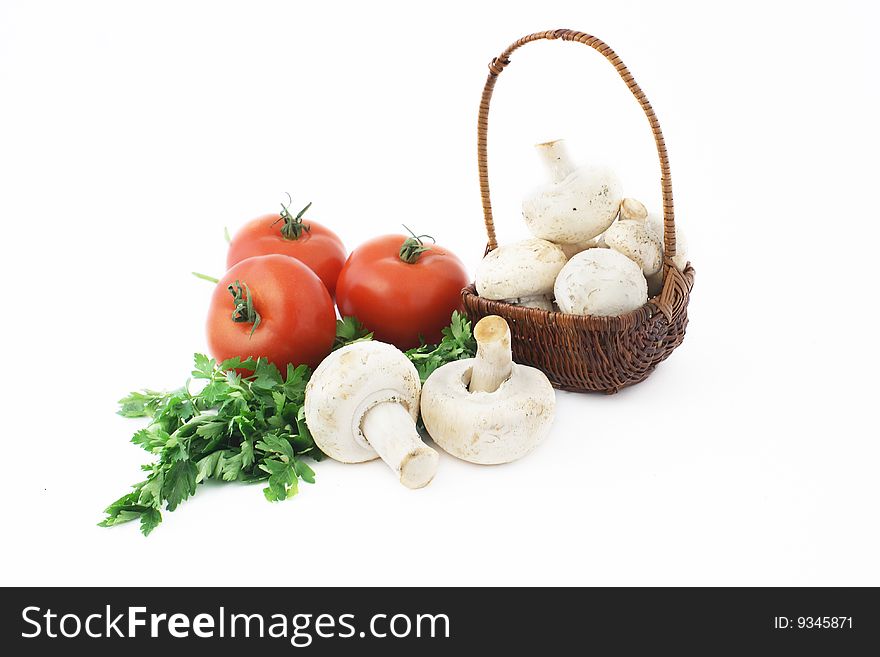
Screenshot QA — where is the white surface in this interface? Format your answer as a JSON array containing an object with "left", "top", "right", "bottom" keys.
[{"left": 1, "top": 0, "right": 878, "bottom": 586}]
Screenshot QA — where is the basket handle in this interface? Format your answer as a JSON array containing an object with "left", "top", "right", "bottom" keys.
[{"left": 478, "top": 29, "right": 677, "bottom": 259}]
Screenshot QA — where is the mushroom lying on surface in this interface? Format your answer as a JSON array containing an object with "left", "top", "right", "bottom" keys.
[
  {"left": 554, "top": 248, "right": 648, "bottom": 316},
  {"left": 522, "top": 139, "right": 623, "bottom": 244},
  {"left": 420, "top": 316, "right": 555, "bottom": 465},
  {"left": 304, "top": 341, "right": 438, "bottom": 489},
  {"left": 604, "top": 198, "right": 663, "bottom": 276},
  {"left": 475, "top": 238, "right": 566, "bottom": 311}
]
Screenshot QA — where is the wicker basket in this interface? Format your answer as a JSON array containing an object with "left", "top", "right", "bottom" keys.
[{"left": 461, "top": 29, "right": 696, "bottom": 394}]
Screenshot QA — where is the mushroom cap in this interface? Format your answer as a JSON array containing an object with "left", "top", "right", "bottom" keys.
[
  {"left": 522, "top": 166, "right": 623, "bottom": 244},
  {"left": 475, "top": 238, "right": 566, "bottom": 301},
  {"left": 421, "top": 360, "right": 556, "bottom": 465},
  {"left": 604, "top": 219, "right": 664, "bottom": 275},
  {"left": 647, "top": 214, "right": 689, "bottom": 271},
  {"left": 554, "top": 248, "right": 648, "bottom": 316},
  {"left": 304, "top": 341, "right": 420, "bottom": 463},
  {"left": 619, "top": 197, "right": 648, "bottom": 222}
]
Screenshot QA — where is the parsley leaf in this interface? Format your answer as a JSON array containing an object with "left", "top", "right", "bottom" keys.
[
  {"left": 117, "top": 390, "right": 166, "bottom": 418},
  {"left": 252, "top": 360, "right": 283, "bottom": 389},
  {"left": 139, "top": 508, "right": 162, "bottom": 536},
  {"left": 162, "top": 460, "right": 198, "bottom": 511},
  {"left": 191, "top": 353, "right": 215, "bottom": 379},
  {"left": 405, "top": 311, "right": 477, "bottom": 383},
  {"left": 333, "top": 316, "right": 373, "bottom": 350}
]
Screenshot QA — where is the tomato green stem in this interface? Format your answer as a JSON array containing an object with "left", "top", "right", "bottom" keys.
[
  {"left": 273, "top": 192, "right": 312, "bottom": 240},
  {"left": 228, "top": 280, "right": 261, "bottom": 338},
  {"left": 192, "top": 271, "right": 220, "bottom": 284},
  {"left": 398, "top": 225, "right": 436, "bottom": 264}
]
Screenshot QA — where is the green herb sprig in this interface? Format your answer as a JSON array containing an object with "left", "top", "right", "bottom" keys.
[
  {"left": 405, "top": 311, "right": 477, "bottom": 383},
  {"left": 332, "top": 316, "right": 373, "bottom": 351}
]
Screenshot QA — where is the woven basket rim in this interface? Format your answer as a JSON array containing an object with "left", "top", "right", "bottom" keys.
[{"left": 462, "top": 262, "right": 694, "bottom": 333}]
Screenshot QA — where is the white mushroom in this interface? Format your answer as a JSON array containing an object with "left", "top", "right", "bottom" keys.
[
  {"left": 647, "top": 214, "right": 689, "bottom": 271},
  {"left": 420, "top": 316, "right": 555, "bottom": 464},
  {"left": 304, "top": 341, "right": 438, "bottom": 489},
  {"left": 475, "top": 238, "right": 566, "bottom": 310},
  {"left": 522, "top": 139, "right": 623, "bottom": 244},
  {"left": 604, "top": 218, "right": 663, "bottom": 276},
  {"left": 554, "top": 249, "right": 648, "bottom": 316},
  {"left": 618, "top": 197, "right": 648, "bottom": 222}
]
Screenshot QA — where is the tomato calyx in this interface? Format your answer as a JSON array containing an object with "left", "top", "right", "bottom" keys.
[
  {"left": 228, "top": 280, "right": 262, "bottom": 338},
  {"left": 398, "top": 225, "right": 436, "bottom": 264},
  {"left": 273, "top": 193, "right": 312, "bottom": 240}
]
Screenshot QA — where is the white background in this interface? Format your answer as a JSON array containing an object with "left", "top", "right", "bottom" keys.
[{"left": 1, "top": 0, "right": 878, "bottom": 587}]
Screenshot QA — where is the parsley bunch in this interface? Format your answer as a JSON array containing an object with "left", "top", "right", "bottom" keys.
[
  {"left": 100, "top": 313, "right": 475, "bottom": 536},
  {"left": 100, "top": 355, "right": 319, "bottom": 535}
]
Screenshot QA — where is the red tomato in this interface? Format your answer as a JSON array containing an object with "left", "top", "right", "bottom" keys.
[
  {"left": 226, "top": 199, "right": 346, "bottom": 297},
  {"left": 336, "top": 233, "right": 470, "bottom": 350},
  {"left": 206, "top": 254, "right": 336, "bottom": 370}
]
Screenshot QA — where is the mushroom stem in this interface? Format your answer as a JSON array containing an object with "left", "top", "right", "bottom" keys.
[
  {"left": 361, "top": 402, "right": 439, "bottom": 489},
  {"left": 469, "top": 315, "right": 513, "bottom": 393},
  {"left": 534, "top": 139, "right": 575, "bottom": 183}
]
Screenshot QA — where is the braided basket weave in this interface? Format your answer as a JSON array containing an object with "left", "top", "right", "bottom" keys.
[{"left": 461, "top": 29, "right": 695, "bottom": 394}]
